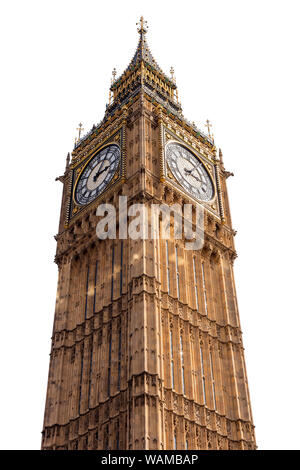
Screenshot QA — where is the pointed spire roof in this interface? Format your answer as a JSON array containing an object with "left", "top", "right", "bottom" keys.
[
  {"left": 125, "top": 16, "right": 163, "bottom": 74},
  {"left": 72, "top": 18, "right": 214, "bottom": 153},
  {"left": 102, "top": 18, "right": 184, "bottom": 128},
  {"left": 111, "top": 16, "right": 173, "bottom": 90}
]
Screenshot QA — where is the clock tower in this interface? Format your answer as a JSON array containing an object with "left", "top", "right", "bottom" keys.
[{"left": 42, "top": 18, "right": 256, "bottom": 450}]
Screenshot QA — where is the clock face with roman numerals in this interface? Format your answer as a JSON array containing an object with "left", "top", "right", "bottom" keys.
[
  {"left": 166, "top": 142, "right": 214, "bottom": 202},
  {"left": 75, "top": 144, "right": 121, "bottom": 205}
]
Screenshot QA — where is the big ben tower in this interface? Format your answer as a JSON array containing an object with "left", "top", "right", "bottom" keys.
[{"left": 42, "top": 18, "right": 256, "bottom": 450}]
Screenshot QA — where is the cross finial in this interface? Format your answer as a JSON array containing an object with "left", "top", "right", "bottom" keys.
[
  {"left": 205, "top": 119, "right": 212, "bottom": 138},
  {"left": 112, "top": 67, "right": 117, "bottom": 82},
  {"left": 170, "top": 66, "right": 175, "bottom": 82},
  {"left": 76, "top": 122, "right": 84, "bottom": 141},
  {"left": 137, "top": 16, "right": 148, "bottom": 34}
]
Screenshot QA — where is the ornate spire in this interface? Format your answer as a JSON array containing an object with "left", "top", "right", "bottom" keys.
[
  {"left": 65, "top": 152, "right": 70, "bottom": 170},
  {"left": 125, "top": 16, "right": 163, "bottom": 74},
  {"left": 105, "top": 17, "right": 181, "bottom": 124},
  {"left": 73, "top": 18, "right": 214, "bottom": 153}
]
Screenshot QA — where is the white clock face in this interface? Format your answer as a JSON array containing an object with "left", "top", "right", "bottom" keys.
[
  {"left": 75, "top": 144, "right": 120, "bottom": 205},
  {"left": 166, "top": 143, "right": 214, "bottom": 202}
]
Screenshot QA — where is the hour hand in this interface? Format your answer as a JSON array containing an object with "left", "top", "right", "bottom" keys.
[
  {"left": 184, "top": 167, "right": 201, "bottom": 182},
  {"left": 191, "top": 174, "right": 201, "bottom": 182},
  {"left": 93, "top": 165, "right": 109, "bottom": 182}
]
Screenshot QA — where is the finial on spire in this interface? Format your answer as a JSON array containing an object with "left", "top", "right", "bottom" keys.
[
  {"left": 137, "top": 16, "right": 148, "bottom": 35},
  {"left": 219, "top": 148, "right": 224, "bottom": 165},
  {"left": 76, "top": 122, "right": 84, "bottom": 140},
  {"left": 109, "top": 68, "right": 117, "bottom": 105},
  {"left": 65, "top": 152, "right": 70, "bottom": 170},
  {"left": 169, "top": 66, "right": 179, "bottom": 102},
  {"left": 109, "top": 80, "right": 113, "bottom": 105},
  {"left": 74, "top": 122, "right": 84, "bottom": 145},
  {"left": 205, "top": 119, "right": 212, "bottom": 138},
  {"left": 170, "top": 66, "right": 176, "bottom": 82}
]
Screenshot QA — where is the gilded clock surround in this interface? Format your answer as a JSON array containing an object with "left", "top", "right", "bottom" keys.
[
  {"left": 164, "top": 139, "right": 216, "bottom": 204},
  {"left": 74, "top": 143, "right": 121, "bottom": 205},
  {"left": 70, "top": 129, "right": 125, "bottom": 221},
  {"left": 162, "top": 129, "right": 219, "bottom": 215},
  {"left": 42, "top": 18, "right": 256, "bottom": 451}
]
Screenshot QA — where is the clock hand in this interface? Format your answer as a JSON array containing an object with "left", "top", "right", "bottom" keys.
[
  {"left": 98, "top": 165, "right": 109, "bottom": 176},
  {"left": 93, "top": 165, "right": 109, "bottom": 182},
  {"left": 191, "top": 174, "right": 201, "bottom": 182},
  {"left": 184, "top": 167, "right": 201, "bottom": 182}
]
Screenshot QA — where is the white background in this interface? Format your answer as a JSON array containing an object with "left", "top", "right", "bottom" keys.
[{"left": 0, "top": 0, "right": 299, "bottom": 450}]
